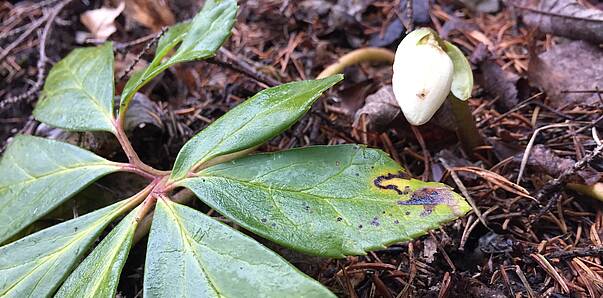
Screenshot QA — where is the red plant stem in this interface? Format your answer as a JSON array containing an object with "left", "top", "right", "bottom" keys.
[
  {"left": 116, "top": 163, "right": 157, "bottom": 180},
  {"left": 112, "top": 119, "right": 169, "bottom": 178},
  {"left": 121, "top": 181, "right": 159, "bottom": 212},
  {"left": 136, "top": 194, "right": 158, "bottom": 221}
]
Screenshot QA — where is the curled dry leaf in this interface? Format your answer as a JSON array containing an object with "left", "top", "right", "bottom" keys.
[
  {"left": 125, "top": 0, "right": 175, "bottom": 31},
  {"left": 353, "top": 86, "right": 458, "bottom": 132},
  {"left": 353, "top": 85, "right": 400, "bottom": 132},
  {"left": 124, "top": 93, "right": 165, "bottom": 133},
  {"left": 369, "top": 18, "right": 405, "bottom": 47},
  {"left": 460, "top": 0, "right": 500, "bottom": 13},
  {"left": 513, "top": 144, "right": 601, "bottom": 185},
  {"left": 479, "top": 60, "right": 519, "bottom": 111},
  {"left": 80, "top": 2, "right": 125, "bottom": 41},
  {"left": 328, "top": 0, "right": 375, "bottom": 32},
  {"left": 518, "top": 0, "right": 603, "bottom": 44},
  {"left": 528, "top": 41, "right": 603, "bottom": 107}
]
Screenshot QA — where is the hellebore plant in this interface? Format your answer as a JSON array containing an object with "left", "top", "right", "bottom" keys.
[
  {"left": 393, "top": 28, "right": 483, "bottom": 153},
  {"left": 0, "top": 2, "right": 470, "bottom": 297}
]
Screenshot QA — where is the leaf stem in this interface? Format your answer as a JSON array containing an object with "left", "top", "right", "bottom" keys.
[
  {"left": 449, "top": 96, "right": 484, "bottom": 157},
  {"left": 136, "top": 194, "right": 158, "bottom": 221},
  {"left": 317, "top": 48, "right": 394, "bottom": 79},
  {"left": 116, "top": 163, "right": 157, "bottom": 180},
  {"left": 132, "top": 189, "right": 194, "bottom": 244},
  {"left": 121, "top": 181, "right": 160, "bottom": 212},
  {"left": 113, "top": 119, "right": 170, "bottom": 178}
]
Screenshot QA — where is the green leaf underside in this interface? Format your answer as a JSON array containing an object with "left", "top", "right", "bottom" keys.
[
  {"left": 56, "top": 207, "right": 139, "bottom": 298},
  {"left": 33, "top": 42, "right": 115, "bottom": 133},
  {"left": 0, "top": 135, "right": 121, "bottom": 244},
  {"left": 0, "top": 201, "right": 129, "bottom": 297},
  {"left": 444, "top": 41, "right": 473, "bottom": 101},
  {"left": 144, "top": 199, "right": 335, "bottom": 298},
  {"left": 181, "top": 145, "right": 471, "bottom": 258},
  {"left": 120, "top": 0, "right": 237, "bottom": 115},
  {"left": 170, "top": 75, "right": 344, "bottom": 181}
]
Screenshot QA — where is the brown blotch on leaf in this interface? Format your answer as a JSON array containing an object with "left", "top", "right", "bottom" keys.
[{"left": 397, "top": 187, "right": 461, "bottom": 216}]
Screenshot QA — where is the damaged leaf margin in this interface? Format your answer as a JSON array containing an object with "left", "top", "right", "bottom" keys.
[{"left": 179, "top": 144, "right": 471, "bottom": 258}]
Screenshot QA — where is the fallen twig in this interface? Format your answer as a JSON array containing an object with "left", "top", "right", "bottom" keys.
[
  {"left": 548, "top": 246, "right": 603, "bottom": 259},
  {"left": 0, "top": 0, "right": 72, "bottom": 113},
  {"left": 528, "top": 142, "right": 603, "bottom": 224}
]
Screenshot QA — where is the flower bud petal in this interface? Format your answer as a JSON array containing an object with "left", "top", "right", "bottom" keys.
[{"left": 392, "top": 33, "right": 454, "bottom": 126}]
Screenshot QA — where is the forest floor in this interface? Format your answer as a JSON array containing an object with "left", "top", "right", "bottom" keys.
[{"left": 1, "top": 0, "right": 602, "bottom": 297}]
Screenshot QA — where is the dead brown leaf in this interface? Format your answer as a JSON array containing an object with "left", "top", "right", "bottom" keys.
[
  {"left": 528, "top": 40, "right": 603, "bottom": 107},
  {"left": 353, "top": 86, "right": 399, "bottom": 132},
  {"left": 514, "top": 144, "right": 601, "bottom": 185},
  {"left": 519, "top": 0, "right": 603, "bottom": 44},
  {"left": 125, "top": 0, "right": 175, "bottom": 31},
  {"left": 479, "top": 60, "right": 520, "bottom": 111},
  {"left": 80, "top": 2, "right": 125, "bottom": 42}
]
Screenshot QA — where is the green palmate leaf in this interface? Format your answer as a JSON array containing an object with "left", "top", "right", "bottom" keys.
[
  {"left": 33, "top": 42, "right": 116, "bottom": 133},
  {"left": 444, "top": 41, "right": 473, "bottom": 101},
  {"left": 0, "top": 200, "right": 129, "bottom": 297},
  {"left": 56, "top": 207, "right": 140, "bottom": 298},
  {"left": 0, "top": 135, "right": 121, "bottom": 244},
  {"left": 120, "top": 0, "right": 237, "bottom": 115},
  {"left": 144, "top": 199, "right": 335, "bottom": 298},
  {"left": 170, "top": 75, "right": 344, "bottom": 180},
  {"left": 181, "top": 145, "right": 471, "bottom": 257}
]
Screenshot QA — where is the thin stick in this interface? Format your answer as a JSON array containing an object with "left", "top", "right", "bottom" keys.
[
  {"left": 212, "top": 48, "right": 281, "bottom": 87},
  {"left": 527, "top": 142, "right": 603, "bottom": 224},
  {"left": 117, "top": 27, "right": 166, "bottom": 82},
  {"left": 0, "top": 0, "right": 72, "bottom": 113},
  {"left": 516, "top": 123, "right": 574, "bottom": 184},
  {"left": 0, "top": 14, "right": 49, "bottom": 63},
  {"left": 440, "top": 158, "right": 490, "bottom": 230}
]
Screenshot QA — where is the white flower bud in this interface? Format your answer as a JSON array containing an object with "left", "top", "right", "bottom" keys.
[{"left": 392, "top": 29, "right": 454, "bottom": 126}]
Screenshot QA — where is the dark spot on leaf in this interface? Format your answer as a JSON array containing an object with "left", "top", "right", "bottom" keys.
[
  {"left": 355, "top": 173, "right": 360, "bottom": 177},
  {"left": 394, "top": 220, "right": 400, "bottom": 224},
  {"left": 335, "top": 160, "right": 340, "bottom": 166},
  {"left": 405, "top": 211, "right": 411, "bottom": 216},
  {"left": 337, "top": 217, "right": 343, "bottom": 222},
  {"left": 271, "top": 223, "right": 276, "bottom": 227},
  {"left": 371, "top": 217, "right": 380, "bottom": 226},
  {"left": 358, "top": 224, "right": 363, "bottom": 229},
  {"left": 382, "top": 211, "right": 386, "bottom": 214},
  {"left": 261, "top": 218, "right": 267, "bottom": 223}
]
